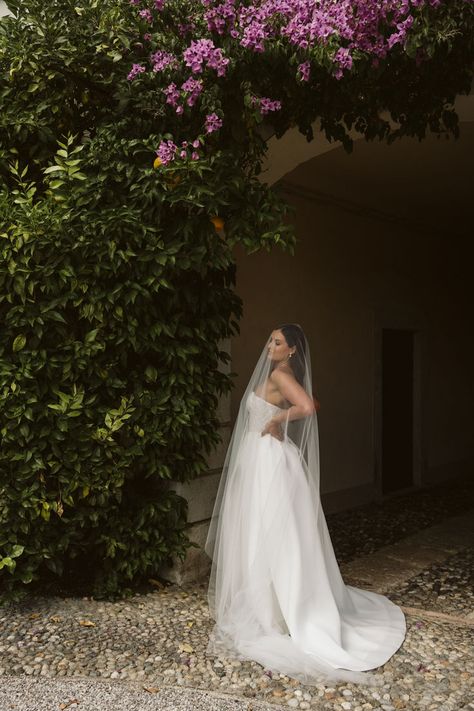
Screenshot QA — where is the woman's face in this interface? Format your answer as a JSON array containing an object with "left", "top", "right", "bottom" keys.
[{"left": 267, "top": 329, "right": 295, "bottom": 363}]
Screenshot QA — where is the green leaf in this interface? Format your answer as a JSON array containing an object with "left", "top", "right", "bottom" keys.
[
  {"left": 85, "top": 329, "right": 98, "bottom": 344},
  {"left": 10, "top": 545, "right": 24, "bottom": 558},
  {"left": 43, "top": 165, "right": 64, "bottom": 174},
  {"left": 145, "top": 366, "right": 158, "bottom": 382},
  {"left": 49, "top": 179, "right": 65, "bottom": 189},
  {"left": 12, "top": 335, "right": 26, "bottom": 352},
  {"left": 0, "top": 557, "right": 15, "bottom": 571}
]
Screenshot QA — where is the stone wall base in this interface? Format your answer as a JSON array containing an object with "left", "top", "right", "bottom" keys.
[{"left": 158, "top": 520, "right": 212, "bottom": 586}]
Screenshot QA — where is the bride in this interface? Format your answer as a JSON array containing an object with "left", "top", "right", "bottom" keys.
[{"left": 204, "top": 323, "right": 406, "bottom": 686}]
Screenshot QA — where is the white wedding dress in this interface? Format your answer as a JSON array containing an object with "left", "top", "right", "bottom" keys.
[{"left": 206, "top": 390, "right": 406, "bottom": 686}]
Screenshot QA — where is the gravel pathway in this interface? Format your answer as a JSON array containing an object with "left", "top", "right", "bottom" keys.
[
  {"left": 325, "top": 472, "right": 474, "bottom": 563},
  {"left": 0, "top": 598, "right": 473, "bottom": 710},
  {"left": 1, "top": 555, "right": 473, "bottom": 710},
  {"left": 387, "top": 546, "right": 474, "bottom": 619},
  {"left": 0, "top": 677, "right": 288, "bottom": 711},
  {"left": 1, "top": 475, "right": 473, "bottom": 710}
]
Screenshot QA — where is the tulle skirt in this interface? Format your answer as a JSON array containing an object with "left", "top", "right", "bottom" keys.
[{"left": 206, "top": 429, "right": 406, "bottom": 687}]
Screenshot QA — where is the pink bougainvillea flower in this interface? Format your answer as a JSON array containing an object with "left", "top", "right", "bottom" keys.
[
  {"left": 151, "top": 50, "right": 177, "bottom": 72},
  {"left": 183, "top": 38, "right": 230, "bottom": 76},
  {"left": 127, "top": 63, "right": 146, "bottom": 81},
  {"left": 263, "top": 98, "right": 281, "bottom": 114},
  {"left": 139, "top": 8, "right": 153, "bottom": 23},
  {"left": 163, "top": 82, "right": 180, "bottom": 107},
  {"left": 205, "top": 112, "right": 223, "bottom": 133},
  {"left": 181, "top": 76, "right": 204, "bottom": 106},
  {"left": 333, "top": 46, "right": 353, "bottom": 78},
  {"left": 297, "top": 60, "right": 311, "bottom": 82},
  {"left": 156, "top": 139, "right": 178, "bottom": 165}
]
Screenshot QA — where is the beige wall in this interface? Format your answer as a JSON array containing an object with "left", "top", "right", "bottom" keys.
[{"left": 231, "top": 174, "right": 473, "bottom": 504}]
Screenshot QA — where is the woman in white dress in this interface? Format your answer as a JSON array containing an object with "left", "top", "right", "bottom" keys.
[{"left": 204, "top": 323, "right": 406, "bottom": 686}]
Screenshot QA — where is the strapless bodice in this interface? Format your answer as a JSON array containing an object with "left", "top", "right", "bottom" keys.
[{"left": 246, "top": 391, "right": 285, "bottom": 433}]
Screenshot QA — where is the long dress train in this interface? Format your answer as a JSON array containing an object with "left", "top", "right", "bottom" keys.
[{"left": 206, "top": 391, "right": 406, "bottom": 686}]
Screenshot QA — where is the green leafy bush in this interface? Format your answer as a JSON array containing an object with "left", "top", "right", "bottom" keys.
[
  {"left": 0, "top": 0, "right": 297, "bottom": 601},
  {"left": 0, "top": 132, "right": 239, "bottom": 600}
]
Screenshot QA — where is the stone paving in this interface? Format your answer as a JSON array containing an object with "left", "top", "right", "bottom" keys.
[
  {"left": 0, "top": 575, "right": 473, "bottom": 710},
  {"left": 325, "top": 473, "right": 474, "bottom": 563},
  {"left": 339, "top": 510, "right": 474, "bottom": 597},
  {"left": 0, "top": 478, "right": 473, "bottom": 711},
  {"left": 387, "top": 546, "right": 474, "bottom": 620}
]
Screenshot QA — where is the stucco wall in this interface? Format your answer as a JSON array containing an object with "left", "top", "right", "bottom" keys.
[{"left": 231, "top": 184, "right": 473, "bottom": 500}]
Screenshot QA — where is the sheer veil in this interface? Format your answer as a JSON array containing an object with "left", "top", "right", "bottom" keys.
[
  {"left": 204, "top": 324, "right": 390, "bottom": 687},
  {"left": 205, "top": 323, "right": 320, "bottom": 567}
]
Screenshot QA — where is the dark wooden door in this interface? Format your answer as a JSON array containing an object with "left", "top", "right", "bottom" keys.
[{"left": 382, "top": 329, "right": 414, "bottom": 494}]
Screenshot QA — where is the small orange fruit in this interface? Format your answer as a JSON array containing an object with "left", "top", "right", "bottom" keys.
[{"left": 210, "top": 215, "right": 225, "bottom": 231}]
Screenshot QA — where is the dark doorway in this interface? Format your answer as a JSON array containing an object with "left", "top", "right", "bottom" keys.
[{"left": 382, "top": 329, "right": 414, "bottom": 494}]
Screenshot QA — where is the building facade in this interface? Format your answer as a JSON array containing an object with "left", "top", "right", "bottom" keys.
[{"left": 163, "top": 106, "right": 474, "bottom": 584}]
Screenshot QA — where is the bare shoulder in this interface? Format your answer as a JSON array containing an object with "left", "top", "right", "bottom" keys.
[{"left": 270, "top": 366, "right": 296, "bottom": 384}]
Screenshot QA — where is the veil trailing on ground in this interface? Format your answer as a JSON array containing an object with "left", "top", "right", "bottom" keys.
[{"left": 204, "top": 324, "right": 391, "bottom": 687}]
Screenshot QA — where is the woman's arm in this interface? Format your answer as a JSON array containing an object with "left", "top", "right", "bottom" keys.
[
  {"left": 270, "top": 369, "right": 315, "bottom": 425},
  {"left": 261, "top": 369, "right": 316, "bottom": 439}
]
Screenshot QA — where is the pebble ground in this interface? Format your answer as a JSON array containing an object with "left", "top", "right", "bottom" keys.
[{"left": 0, "top": 473, "right": 473, "bottom": 711}]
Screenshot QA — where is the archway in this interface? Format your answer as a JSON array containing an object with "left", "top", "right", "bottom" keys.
[{"left": 232, "top": 120, "right": 474, "bottom": 511}]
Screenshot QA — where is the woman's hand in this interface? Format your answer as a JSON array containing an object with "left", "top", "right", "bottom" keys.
[{"left": 261, "top": 418, "right": 284, "bottom": 441}]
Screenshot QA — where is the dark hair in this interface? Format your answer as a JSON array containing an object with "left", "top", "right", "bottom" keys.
[{"left": 273, "top": 323, "right": 307, "bottom": 387}]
